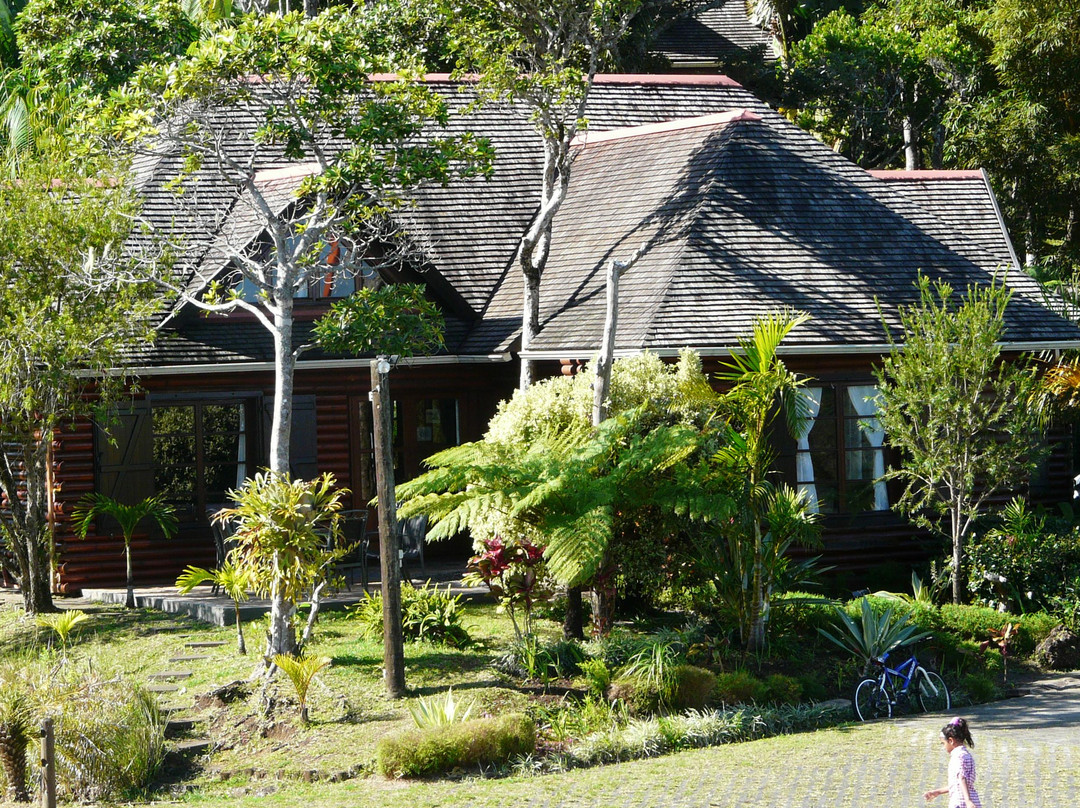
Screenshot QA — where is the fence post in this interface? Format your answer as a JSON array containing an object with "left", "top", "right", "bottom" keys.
[{"left": 40, "top": 718, "right": 55, "bottom": 808}]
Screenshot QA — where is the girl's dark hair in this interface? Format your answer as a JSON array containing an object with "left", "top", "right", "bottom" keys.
[{"left": 942, "top": 717, "right": 974, "bottom": 747}]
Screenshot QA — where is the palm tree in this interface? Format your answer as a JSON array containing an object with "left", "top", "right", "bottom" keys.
[
  {"left": 72, "top": 494, "right": 178, "bottom": 608},
  {"left": 713, "top": 309, "right": 819, "bottom": 652},
  {"left": 175, "top": 562, "right": 251, "bottom": 654}
]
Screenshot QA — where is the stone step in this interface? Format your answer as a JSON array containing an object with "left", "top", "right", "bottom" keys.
[
  {"left": 185, "top": 641, "right": 227, "bottom": 649},
  {"left": 148, "top": 670, "right": 194, "bottom": 681},
  {"left": 165, "top": 718, "right": 196, "bottom": 739},
  {"left": 170, "top": 738, "right": 211, "bottom": 755},
  {"left": 169, "top": 654, "right": 210, "bottom": 663},
  {"left": 146, "top": 683, "right": 182, "bottom": 694}
]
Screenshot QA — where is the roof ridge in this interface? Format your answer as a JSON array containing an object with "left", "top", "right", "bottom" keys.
[
  {"left": 571, "top": 109, "right": 760, "bottom": 148},
  {"left": 868, "top": 169, "right": 984, "bottom": 181},
  {"left": 365, "top": 73, "right": 743, "bottom": 88}
]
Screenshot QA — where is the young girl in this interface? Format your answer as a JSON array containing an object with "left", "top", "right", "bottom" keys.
[{"left": 924, "top": 717, "right": 982, "bottom": 808}]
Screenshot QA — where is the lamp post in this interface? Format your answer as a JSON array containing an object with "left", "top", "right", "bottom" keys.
[{"left": 371, "top": 354, "right": 405, "bottom": 697}]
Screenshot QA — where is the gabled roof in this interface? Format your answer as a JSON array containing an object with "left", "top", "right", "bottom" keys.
[
  {"left": 651, "top": 1, "right": 778, "bottom": 67},
  {"left": 474, "top": 113, "right": 1078, "bottom": 357}
]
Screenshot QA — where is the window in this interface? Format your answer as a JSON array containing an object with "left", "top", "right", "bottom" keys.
[
  {"left": 236, "top": 238, "right": 378, "bottom": 302},
  {"left": 794, "top": 384, "right": 888, "bottom": 514}
]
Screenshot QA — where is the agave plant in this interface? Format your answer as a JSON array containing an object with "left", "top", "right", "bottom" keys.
[
  {"left": 176, "top": 563, "right": 251, "bottom": 655},
  {"left": 272, "top": 653, "right": 331, "bottom": 723},
  {"left": 817, "top": 597, "right": 930, "bottom": 671},
  {"left": 406, "top": 688, "right": 475, "bottom": 729},
  {"left": 72, "top": 494, "right": 178, "bottom": 608},
  {"left": 36, "top": 609, "right": 89, "bottom": 650}
]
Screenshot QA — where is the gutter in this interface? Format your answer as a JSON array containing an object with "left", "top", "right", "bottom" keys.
[
  {"left": 520, "top": 341, "right": 1080, "bottom": 360},
  {"left": 101, "top": 352, "right": 513, "bottom": 377}
]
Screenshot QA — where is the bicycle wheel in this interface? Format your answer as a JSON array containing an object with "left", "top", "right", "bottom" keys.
[
  {"left": 915, "top": 670, "right": 951, "bottom": 713},
  {"left": 853, "top": 677, "right": 892, "bottom": 721}
]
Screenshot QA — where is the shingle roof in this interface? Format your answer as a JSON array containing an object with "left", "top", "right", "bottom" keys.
[
  {"left": 477, "top": 114, "right": 1078, "bottom": 356},
  {"left": 128, "top": 75, "right": 1080, "bottom": 368},
  {"left": 651, "top": 1, "right": 777, "bottom": 66}
]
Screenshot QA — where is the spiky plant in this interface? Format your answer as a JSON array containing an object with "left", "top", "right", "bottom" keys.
[
  {"left": 35, "top": 609, "right": 89, "bottom": 649},
  {"left": 817, "top": 597, "right": 930, "bottom": 672},
  {"left": 406, "top": 688, "right": 474, "bottom": 729},
  {"left": 272, "top": 653, "right": 331, "bottom": 723},
  {"left": 0, "top": 683, "right": 32, "bottom": 802},
  {"left": 176, "top": 563, "right": 251, "bottom": 655},
  {"left": 72, "top": 494, "right": 178, "bottom": 608}
]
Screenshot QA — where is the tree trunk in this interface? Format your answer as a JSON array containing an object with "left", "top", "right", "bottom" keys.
[
  {"left": 235, "top": 608, "right": 247, "bottom": 655},
  {"left": 746, "top": 520, "right": 767, "bottom": 653},
  {"left": 519, "top": 270, "right": 541, "bottom": 390},
  {"left": 19, "top": 440, "right": 54, "bottom": 615},
  {"left": 590, "top": 560, "right": 617, "bottom": 637},
  {"left": 125, "top": 543, "right": 135, "bottom": 609},
  {"left": 592, "top": 256, "right": 621, "bottom": 425},
  {"left": 562, "top": 586, "right": 585, "bottom": 640},
  {"left": 372, "top": 358, "right": 406, "bottom": 698},
  {"left": 269, "top": 302, "right": 295, "bottom": 475},
  {"left": 903, "top": 114, "right": 919, "bottom": 171},
  {"left": 265, "top": 550, "right": 298, "bottom": 664},
  {"left": 952, "top": 502, "right": 963, "bottom": 605}
]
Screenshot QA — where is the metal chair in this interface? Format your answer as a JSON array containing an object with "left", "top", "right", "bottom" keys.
[
  {"left": 361, "top": 512, "right": 427, "bottom": 590},
  {"left": 205, "top": 505, "right": 238, "bottom": 594},
  {"left": 331, "top": 509, "right": 369, "bottom": 590}
]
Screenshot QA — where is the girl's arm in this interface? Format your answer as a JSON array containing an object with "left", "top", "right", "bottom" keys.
[
  {"left": 958, "top": 774, "right": 976, "bottom": 807},
  {"left": 923, "top": 786, "right": 948, "bottom": 801}
]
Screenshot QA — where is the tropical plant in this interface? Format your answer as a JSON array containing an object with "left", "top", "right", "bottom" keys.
[
  {"left": 875, "top": 276, "right": 1044, "bottom": 603},
  {"left": 175, "top": 563, "right": 251, "bottom": 655},
  {"left": 0, "top": 679, "right": 31, "bottom": 802},
  {"left": 35, "top": 609, "right": 89, "bottom": 649},
  {"left": 463, "top": 536, "right": 551, "bottom": 640},
  {"left": 272, "top": 653, "right": 331, "bottom": 724},
  {"left": 619, "top": 637, "right": 684, "bottom": 707},
  {"left": 219, "top": 472, "right": 345, "bottom": 664},
  {"left": 980, "top": 623, "right": 1017, "bottom": 683},
  {"left": 873, "top": 570, "right": 946, "bottom": 607},
  {"left": 406, "top": 688, "right": 474, "bottom": 730},
  {"left": 702, "top": 309, "right": 822, "bottom": 651},
  {"left": 72, "top": 494, "right": 177, "bottom": 609},
  {"left": 352, "top": 582, "right": 473, "bottom": 648},
  {"left": 818, "top": 598, "right": 930, "bottom": 671}
]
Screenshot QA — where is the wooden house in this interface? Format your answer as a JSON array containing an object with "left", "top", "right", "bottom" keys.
[{"left": 47, "top": 74, "right": 1080, "bottom": 592}]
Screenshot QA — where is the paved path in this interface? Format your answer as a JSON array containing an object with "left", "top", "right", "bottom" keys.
[{"left": 546, "top": 672, "right": 1080, "bottom": 808}]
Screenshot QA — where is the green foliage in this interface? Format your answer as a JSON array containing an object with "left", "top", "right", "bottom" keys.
[
  {"left": 713, "top": 670, "right": 765, "bottom": 706},
  {"left": 531, "top": 694, "right": 627, "bottom": 744},
  {"left": 398, "top": 350, "right": 721, "bottom": 594},
  {"left": 669, "top": 665, "right": 717, "bottom": 711},
  {"left": 935, "top": 604, "right": 1055, "bottom": 657},
  {"left": 15, "top": 0, "right": 196, "bottom": 97},
  {"left": 313, "top": 283, "right": 445, "bottom": 358},
  {"left": 352, "top": 582, "right": 472, "bottom": 648},
  {"left": 375, "top": 712, "right": 535, "bottom": 778},
  {"left": 579, "top": 658, "right": 612, "bottom": 699},
  {"left": 494, "top": 636, "right": 585, "bottom": 681},
  {"left": 875, "top": 276, "right": 1044, "bottom": 603},
  {"left": 761, "top": 674, "right": 803, "bottom": 706},
  {"left": 817, "top": 597, "right": 931, "bottom": 665},
  {"left": 0, "top": 146, "right": 164, "bottom": 614},
  {"left": 464, "top": 536, "right": 552, "bottom": 640},
  {"left": 619, "top": 636, "right": 684, "bottom": 706},
  {"left": 0, "top": 674, "right": 31, "bottom": 801},
  {"left": 407, "top": 688, "right": 475, "bottom": 730},
  {"left": 966, "top": 498, "right": 1080, "bottom": 613},
  {"left": 272, "top": 653, "right": 332, "bottom": 723},
  {"left": 1049, "top": 577, "right": 1080, "bottom": 633},
  {"left": 35, "top": 609, "right": 88, "bottom": 648},
  {"left": 176, "top": 562, "right": 251, "bottom": 654},
  {"left": 960, "top": 673, "right": 998, "bottom": 704}
]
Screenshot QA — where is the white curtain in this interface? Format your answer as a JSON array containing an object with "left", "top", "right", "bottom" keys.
[
  {"left": 795, "top": 387, "right": 824, "bottom": 514},
  {"left": 847, "top": 385, "right": 888, "bottom": 511},
  {"left": 235, "top": 407, "right": 247, "bottom": 488}
]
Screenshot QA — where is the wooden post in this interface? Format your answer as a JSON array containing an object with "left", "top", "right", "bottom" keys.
[
  {"left": 371, "top": 356, "right": 405, "bottom": 698},
  {"left": 40, "top": 718, "right": 55, "bottom": 808}
]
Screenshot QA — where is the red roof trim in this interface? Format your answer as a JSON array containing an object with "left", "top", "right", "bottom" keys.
[
  {"left": 367, "top": 72, "right": 742, "bottom": 87},
  {"left": 868, "top": 169, "right": 985, "bottom": 181},
  {"left": 571, "top": 109, "right": 760, "bottom": 147}
]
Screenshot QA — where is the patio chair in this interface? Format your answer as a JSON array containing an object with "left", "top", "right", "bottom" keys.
[
  {"left": 361, "top": 512, "right": 427, "bottom": 591},
  {"left": 331, "top": 509, "right": 369, "bottom": 590},
  {"left": 206, "top": 504, "right": 238, "bottom": 594}
]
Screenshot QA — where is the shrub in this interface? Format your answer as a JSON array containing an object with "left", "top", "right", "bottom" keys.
[
  {"left": 819, "top": 598, "right": 930, "bottom": 666},
  {"left": 936, "top": 604, "right": 1052, "bottom": 656},
  {"left": 607, "top": 675, "right": 658, "bottom": 715},
  {"left": 966, "top": 499, "right": 1080, "bottom": 612},
  {"left": 352, "top": 582, "right": 472, "bottom": 648},
  {"left": 579, "top": 658, "right": 612, "bottom": 699},
  {"left": 407, "top": 689, "right": 474, "bottom": 729},
  {"left": 494, "top": 636, "right": 585, "bottom": 681},
  {"left": 376, "top": 713, "right": 535, "bottom": 777},
  {"left": 761, "top": 674, "right": 802, "bottom": 705},
  {"left": 960, "top": 674, "right": 998, "bottom": 704},
  {"left": 713, "top": 670, "right": 765, "bottom": 705},
  {"left": 669, "top": 665, "right": 716, "bottom": 711}
]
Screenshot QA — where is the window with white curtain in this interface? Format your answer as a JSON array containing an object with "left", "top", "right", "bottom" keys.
[{"left": 793, "top": 383, "right": 890, "bottom": 514}]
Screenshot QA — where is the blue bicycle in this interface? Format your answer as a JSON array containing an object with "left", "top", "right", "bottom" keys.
[{"left": 852, "top": 649, "right": 950, "bottom": 721}]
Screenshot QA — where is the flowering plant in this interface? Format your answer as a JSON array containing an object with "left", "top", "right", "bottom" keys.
[{"left": 464, "top": 536, "right": 552, "bottom": 639}]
